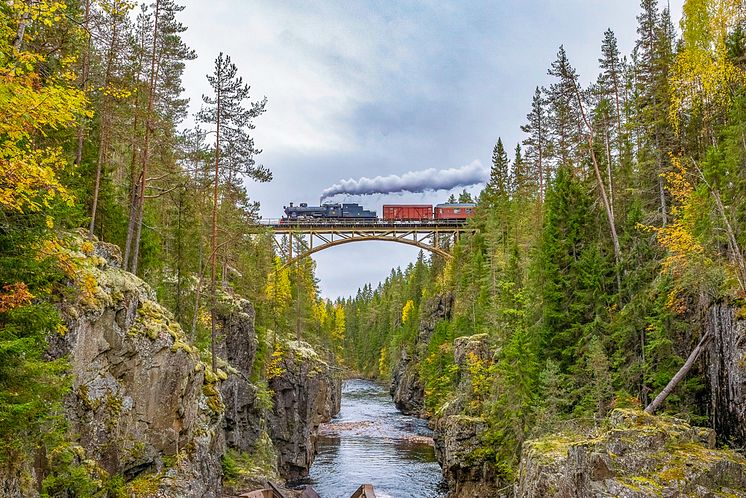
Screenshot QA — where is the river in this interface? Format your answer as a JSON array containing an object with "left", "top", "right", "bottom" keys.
[{"left": 300, "top": 378, "right": 446, "bottom": 498}]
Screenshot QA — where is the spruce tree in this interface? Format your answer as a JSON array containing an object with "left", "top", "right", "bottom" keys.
[
  {"left": 598, "top": 28, "right": 624, "bottom": 138},
  {"left": 510, "top": 144, "right": 530, "bottom": 197},
  {"left": 482, "top": 138, "right": 510, "bottom": 206}
]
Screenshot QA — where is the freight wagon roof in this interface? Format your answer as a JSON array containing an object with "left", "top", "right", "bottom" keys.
[
  {"left": 435, "top": 203, "right": 477, "bottom": 208},
  {"left": 382, "top": 204, "right": 433, "bottom": 208}
]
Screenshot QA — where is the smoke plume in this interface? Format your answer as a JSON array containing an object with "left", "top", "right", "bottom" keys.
[{"left": 320, "top": 160, "right": 487, "bottom": 200}]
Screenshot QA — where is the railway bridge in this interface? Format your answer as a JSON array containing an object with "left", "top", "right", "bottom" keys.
[{"left": 260, "top": 218, "right": 474, "bottom": 268}]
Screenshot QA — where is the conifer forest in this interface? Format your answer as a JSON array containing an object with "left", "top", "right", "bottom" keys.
[{"left": 2, "top": 0, "right": 746, "bottom": 497}]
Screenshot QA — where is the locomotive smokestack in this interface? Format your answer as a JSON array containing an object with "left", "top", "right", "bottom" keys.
[{"left": 319, "top": 160, "right": 487, "bottom": 200}]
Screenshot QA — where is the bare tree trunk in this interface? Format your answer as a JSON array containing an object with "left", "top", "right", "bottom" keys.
[
  {"left": 12, "top": 2, "right": 31, "bottom": 51},
  {"left": 75, "top": 0, "right": 91, "bottom": 167},
  {"left": 603, "top": 115, "right": 615, "bottom": 221},
  {"left": 573, "top": 82, "right": 621, "bottom": 266},
  {"left": 89, "top": 10, "right": 120, "bottom": 239},
  {"left": 645, "top": 331, "right": 713, "bottom": 414},
  {"left": 210, "top": 77, "right": 221, "bottom": 373},
  {"left": 130, "top": 0, "right": 161, "bottom": 275}
]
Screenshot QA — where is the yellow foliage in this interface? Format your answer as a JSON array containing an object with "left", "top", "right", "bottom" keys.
[
  {"left": 312, "top": 299, "right": 329, "bottom": 327},
  {"left": 81, "top": 241, "right": 95, "bottom": 255},
  {"left": 378, "top": 347, "right": 388, "bottom": 377},
  {"left": 401, "top": 299, "right": 415, "bottom": 324},
  {"left": 639, "top": 157, "right": 709, "bottom": 313},
  {"left": 0, "top": 1, "right": 88, "bottom": 215},
  {"left": 333, "top": 304, "right": 345, "bottom": 343},
  {"left": 669, "top": 0, "right": 745, "bottom": 130},
  {"left": 466, "top": 351, "right": 492, "bottom": 412},
  {"left": 267, "top": 344, "right": 286, "bottom": 379},
  {"left": 265, "top": 257, "right": 292, "bottom": 314}
]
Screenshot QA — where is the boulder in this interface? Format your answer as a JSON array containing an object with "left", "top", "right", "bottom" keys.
[{"left": 432, "top": 333, "right": 502, "bottom": 497}]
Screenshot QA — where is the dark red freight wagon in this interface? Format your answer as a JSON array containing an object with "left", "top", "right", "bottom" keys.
[
  {"left": 434, "top": 203, "right": 477, "bottom": 220},
  {"left": 382, "top": 204, "right": 433, "bottom": 221}
]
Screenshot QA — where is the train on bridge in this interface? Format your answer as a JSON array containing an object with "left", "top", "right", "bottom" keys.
[{"left": 282, "top": 202, "right": 477, "bottom": 222}]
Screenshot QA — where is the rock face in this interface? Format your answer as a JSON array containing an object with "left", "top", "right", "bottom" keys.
[
  {"left": 216, "top": 294, "right": 263, "bottom": 453},
  {"left": 517, "top": 409, "right": 746, "bottom": 498},
  {"left": 46, "top": 237, "right": 224, "bottom": 497},
  {"left": 433, "top": 333, "right": 503, "bottom": 498},
  {"left": 390, "top": 350, "right": 425, "bottom": 415},
  {"left": 434, "top": 415, "right": 503, "bottom": 498},
  {"left": 267, "top": 340, "right": 341, "bottom": 480},
  {"left": 705, "top": 301, "right": 746, "bottom": 448},
  {"left": 391, "top": 293, "right": 454, "bottom": 415}
]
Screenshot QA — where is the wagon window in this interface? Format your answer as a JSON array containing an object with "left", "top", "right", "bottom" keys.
[{"left": 454, "top": 209, "right": 460, "bottom": 214}]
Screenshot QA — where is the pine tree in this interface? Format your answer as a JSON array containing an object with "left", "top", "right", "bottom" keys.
[
  {"left": 546, "top": 46, "right": 582, "bottom": 170},
  {"left": 124, "top": 0, "right": 195, "bottom": 274},
  {"left": 486, "top": 138, "right": 510, "bottom": 201},
  {"left": 537, "top": 166, "right": 611, "bottom": 369},
  {"left": 198, "top": 52, "right": 270, "bottom": 370},
  {"left": 521, "top": 87, "right": 550, "bottom": 201}
]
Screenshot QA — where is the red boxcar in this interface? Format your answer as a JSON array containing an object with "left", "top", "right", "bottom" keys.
[
  {"left": 383, "top": 204, "right": 433, "bottom": 221},
  {"left": 434, "top": 203, "right": 477, "bottom": 220}
]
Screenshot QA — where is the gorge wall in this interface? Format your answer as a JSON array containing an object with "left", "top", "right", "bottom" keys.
[{"left": 0, "top": 236, "right": 341, "bottom": 497}]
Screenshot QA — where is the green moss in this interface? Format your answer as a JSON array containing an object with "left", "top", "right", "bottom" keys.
[
  {"left": 221, "top": 432, "right": 279, "bottom": 488},
  {"left": 617, "top": 476, "right": 664, "bottom": 495},
  {"left": 524, "top": 433, "right": 580, "bottom": 463},
  {"left": 77, "top": 384, "right": 100, "bottom": 411},
  {"left": 202, "top": 381, "right": 224, "bottom": 414},
  {"left": 126, "top": 472, "right": 162, "bottom": 495}
]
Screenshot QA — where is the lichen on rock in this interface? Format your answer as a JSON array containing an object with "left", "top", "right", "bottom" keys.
[{"left": 517, "top": 408, "right": 746, "bottom": 498}]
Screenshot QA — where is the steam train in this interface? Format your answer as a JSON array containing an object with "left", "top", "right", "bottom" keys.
[{"left": 282, "top": 202, "right": 477, "bottom": 221}]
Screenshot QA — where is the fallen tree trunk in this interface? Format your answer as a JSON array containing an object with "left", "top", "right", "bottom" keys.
[{"left": 645, "top": 331, "right": 713, "bottom": 414}]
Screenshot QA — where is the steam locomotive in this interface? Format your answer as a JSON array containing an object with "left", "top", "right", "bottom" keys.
[{"left": 283, "top": 202, "right": 476, "bottom": 221}]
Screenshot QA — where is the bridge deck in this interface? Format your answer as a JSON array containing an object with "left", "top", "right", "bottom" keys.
[{"left": 261, "top": 219, "right": 471, "bottom": 232}]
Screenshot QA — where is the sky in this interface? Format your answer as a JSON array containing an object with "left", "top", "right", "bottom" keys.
[{"left": 179, "top": 0, "right": 684, "bottom": 300}]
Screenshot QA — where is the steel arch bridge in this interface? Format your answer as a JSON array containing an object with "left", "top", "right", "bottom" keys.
[{"left": 262, "top": 219, "right": 473, "bottom": 268}]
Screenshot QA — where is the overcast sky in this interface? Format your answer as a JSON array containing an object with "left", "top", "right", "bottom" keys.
[{"left": 179, "top": 0, "right": 684, "bottom": 300}]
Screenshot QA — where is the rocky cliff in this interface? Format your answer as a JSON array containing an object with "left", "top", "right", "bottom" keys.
[
  {"left": 705, "top": 301, "right": 746, "bottom": 448},
  {"left": 432, "top": 333, "right": 503, "bottom": 498},
  {"left": 391, "top": 292, "right": 453, "bottom": 415},
  {"left": 0, "top": 234, "right": 344, "bottom": 496},
  {"left": 517, "top": 409, "right": 746, "bottom": 497},
  {"left": 267, "top": 339, "right": 341, "bottom": 480},
  {"left": 215, "top": 293, "right": 263, "bottom": 454},
  {"left": 46, "top": 236, "right": 224, "bottom": 497}
]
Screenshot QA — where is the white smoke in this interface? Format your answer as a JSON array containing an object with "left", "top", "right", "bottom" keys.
[{"left": 320, "top": 160, "right": 488, "bottom": 200}]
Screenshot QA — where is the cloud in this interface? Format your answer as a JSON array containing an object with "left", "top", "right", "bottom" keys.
[{"left": 320, "top": 160, "right": 487, "bottom": 199}]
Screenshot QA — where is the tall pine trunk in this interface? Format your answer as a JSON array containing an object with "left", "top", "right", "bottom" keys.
[
  {"left": 89, "top": 10, "right": 121, "bottom": 239},
  {"left": 210, "top": 78, "right": 221, "bottom": 373},
  {"left": 129, "top": 0, "right": 161, "bottom": 275}
]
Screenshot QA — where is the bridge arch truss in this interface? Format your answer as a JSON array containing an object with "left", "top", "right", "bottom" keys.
[{"left": 267, "top": 221, "right": 472, "bottom": 267}]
